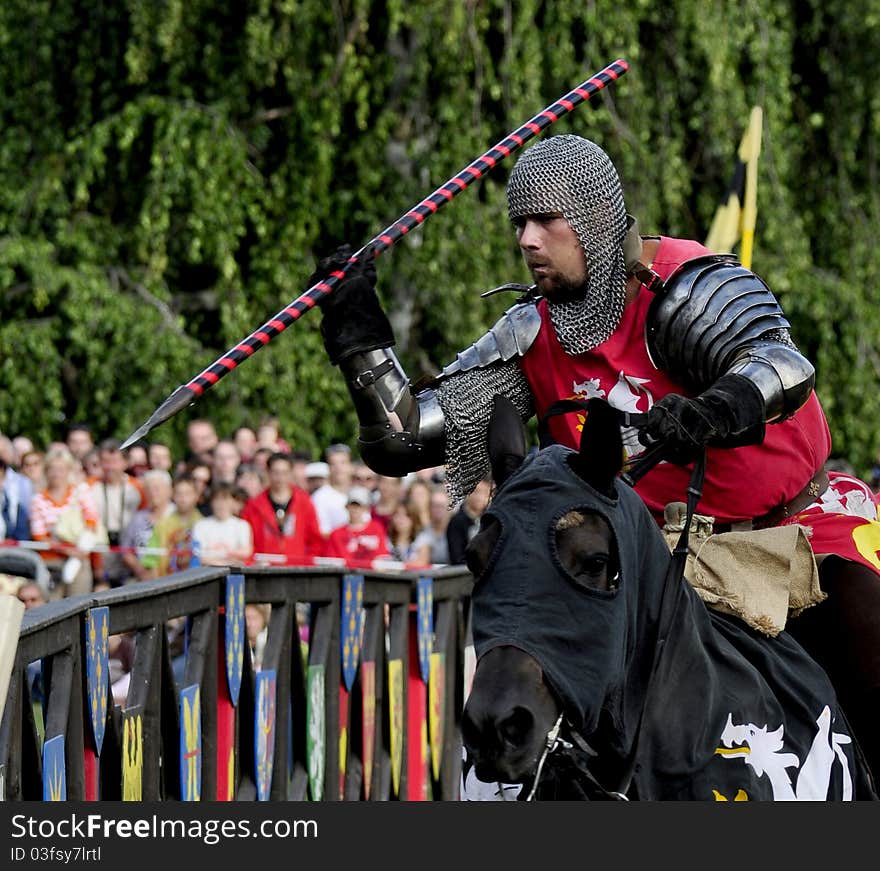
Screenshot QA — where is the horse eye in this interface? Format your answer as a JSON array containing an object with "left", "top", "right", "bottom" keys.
[{"left": 580, "top": 556, "right": 608, "bottom": 577}]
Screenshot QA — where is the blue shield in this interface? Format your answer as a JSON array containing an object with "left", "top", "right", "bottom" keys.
[
  {"left": 85, "top": 607, "right": 109, "bottom": 754},
  {"left": 417, "top": 577, "right": 434, "bottom": 684},
  {"left": 225, "top": 574, "right": 245, "bottom": 706},
  {"left": 255, "top": 670, "right": 277, "bottom": 801},
  {"left": 179, "top": 684, "right": 202, "bottom": 801},
  {"left": 340, "top": 574, "right": 364, "bottom": 691},
  {"left": 42, "top": 735, "right": 66, "bottom": 801}
]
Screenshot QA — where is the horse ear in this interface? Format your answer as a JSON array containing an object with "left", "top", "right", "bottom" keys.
[
  {"left": 572, "top": 398, "right": 624, "bottom": 495},
  {"left": 487, "top": 395, "right": 528, "bottom": 487}
]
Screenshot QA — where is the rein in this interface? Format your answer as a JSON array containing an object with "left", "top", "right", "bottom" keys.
[{"left": 529, "top": 399, "right": 707, "bottom": 800}]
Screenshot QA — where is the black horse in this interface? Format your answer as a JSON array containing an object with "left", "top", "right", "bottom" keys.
[{"left": 461, "top": 396, "right": 877, "bottom": 800}]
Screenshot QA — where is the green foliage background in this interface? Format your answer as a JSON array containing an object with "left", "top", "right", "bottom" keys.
[{"left": 1, "top": 1, "right": 878, "bottom": 476}]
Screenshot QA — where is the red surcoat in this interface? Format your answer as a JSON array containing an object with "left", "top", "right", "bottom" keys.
[{"left": 519, "top": 236, "right": 832, "bottom": 525}]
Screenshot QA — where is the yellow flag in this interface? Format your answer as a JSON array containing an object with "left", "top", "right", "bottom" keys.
[{"left": 705, "top": 106, "right": 763, "bottom": 268}]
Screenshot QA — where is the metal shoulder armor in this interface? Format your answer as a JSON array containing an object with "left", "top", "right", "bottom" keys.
[
  {"left": 645, "top": 254, "right": 814, "bottom": 419},
  {"left": 436, "top": 298, "right": 542, "bottom": 382}
]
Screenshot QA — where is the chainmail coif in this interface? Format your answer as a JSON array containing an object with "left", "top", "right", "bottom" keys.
[{"left": 507, "top": 134, "right": 628, "bottom": 355}]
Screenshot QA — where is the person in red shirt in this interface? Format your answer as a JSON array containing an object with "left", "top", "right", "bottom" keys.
[
  {"left": 241, "top": 452, "right": 324, "bottom": 565},
  {"left": 325, "top": 486, "right": 390, "bottom": 568}
]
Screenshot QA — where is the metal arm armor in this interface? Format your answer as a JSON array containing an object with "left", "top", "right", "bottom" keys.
[
  {"left": 337, "top": 299, "right": 542, "bottom": 477},
  {"left": 645, "top": 254, "right": 814, "bottom": 420},
  {"left": 436, "top": 299, "right": 542, "bottom": 380},
  {"left": 337, "top": 348, "right": 446, "bottom": 477},
  {"left": 726, "top": 341, "right": 816, "bottom": 422}
]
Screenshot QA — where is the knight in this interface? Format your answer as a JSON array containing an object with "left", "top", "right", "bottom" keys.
[{"left": 310, "top": 133, "right": 880, "bottom": 781}]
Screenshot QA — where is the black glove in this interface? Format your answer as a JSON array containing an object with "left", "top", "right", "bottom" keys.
[
  {"left": 309, "top": 243, "right": 395, "bottom": 365},
  {"left": 638, "top": 373, "right": 766, "bottom": 465}
]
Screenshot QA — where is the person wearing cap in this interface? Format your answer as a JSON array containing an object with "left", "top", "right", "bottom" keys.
[
  {"left": 311, "top": 443, "right": 354, "bottom": 535},
  {"left": 304, "top": 461, "right": 330, "bottom": 495},
  {"left": 324, "top": 485, "right": 390, "bottom": 567}
]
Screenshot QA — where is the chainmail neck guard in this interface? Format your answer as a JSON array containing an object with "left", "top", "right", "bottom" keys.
[{"left": 507, "top": 135, "right": 628, "bottom": 355}]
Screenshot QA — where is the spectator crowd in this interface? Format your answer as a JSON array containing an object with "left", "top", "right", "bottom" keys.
[{"left": 1, "top": 415, "right": 493, "bottom": 607}]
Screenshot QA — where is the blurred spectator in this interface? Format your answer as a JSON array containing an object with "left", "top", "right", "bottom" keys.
[
  {"left": 352, "top": 461, "right": 378, "bottom": 495},
  {"left": 312, "top": 443, "right": 353, "bottom": 535},
  {"left": 252, "top": 447, "right": 273, "bottom": 475},
  {"left": 212, "top": 438, "right": 241, "bottom": 486},
  {"left": 246, "top": 603, "right": 271, "bottom": 670},
  {"left": 404, "top": 478, "right": 432, "bottom": 531},
  {"left": 30, "top": 446, "right": 100, "bottom": 597},
  {"left": 290, "top": 449, "right": 311, "bottom": 491},
  {"left": 304, "top": 462, "right": 329, "bottom": 495},
  {"left": 235, "top": 463, "right": 267, "bottom": 501},
  {"left": 446, "top": 478, "right": 492, "bottom": 565},
  {"left": 16, "top": 578, "right": 48, "bottom": 709},
  {"left": 81, "top": 447, "right": 102, "bottom": 481},
  {"left": 119, "top": 469, "right": 174, "bottom": 581},
  {"left": 65, "top": 423, "right": 94, "bottom": 465},
  {"left": 125, "top": 442, "right": 150, "bottom": 478},
  {"left": 109, "top": 632, "right": 137, "bottom": 707},
  {"left": 871, "top": 450, "right": 880, "bottom": 494},
  {"left": 234, "top": 426, "right": 258, "bottom": 464},
  {"left": 142, "top": 474, "right": 203, "bottom": 575},
  {"left": 412, "top": 465, "right": 446, "bottom": 486},
  {"left": 186, "top": 418, "right": 218, "bottom": 464},
  {"left": 17, "top": 580, "right": 47, "bottom": 610},
  {"left": 256, "top": 415, "right": 291, "bottom": 453},
  {"left": 192, "top": 482, "right": 253, "bottom": 567},
  {"left": 413, "top": 487, "right": 451, "bottom": 566},
  {"left": 182, "top": 460, "right": 213, "bottom": 515},
  {"left": 11, "top": 435, "right": 34, "bottom": 466},
  {"left": 1, "top": 455, "right": 31, "bottom": 541},
  {"left": 19, "top": 450, "right": 46, "bottom": 492},
  {"left": 0, "top": 434, "right": 13, "bottom": 466},
  {"left": 148, "top": 442, "right": 173, "bottom": 473},
  {"left": 241, "top": 452, "right": 325, "bottom": 564},
  {"left": 386, "top": 502, "right": 423, "bottom": 563},
  {"left": 372, "top": 475, "right": 403, "bottom": 535},
  {"left": 325, "top": 487, "right": 390, "bottom": 565},
  {"left": 89, "top": 438, "right": 146, "bottom": 586}
]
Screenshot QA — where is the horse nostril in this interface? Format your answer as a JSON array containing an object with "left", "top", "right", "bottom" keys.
[{"left": 498, "top": 706, "right": 535, "bottom": 749}]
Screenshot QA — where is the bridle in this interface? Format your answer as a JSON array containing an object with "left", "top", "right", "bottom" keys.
[{"left": 524, "top": 713, "right": 631, "bottom": 801}]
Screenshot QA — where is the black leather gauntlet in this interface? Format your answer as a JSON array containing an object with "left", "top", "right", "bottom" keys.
[{"left": 311, "top": 244, "right": 395, "bottom": 365}]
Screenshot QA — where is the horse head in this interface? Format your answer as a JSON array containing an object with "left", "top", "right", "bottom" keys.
[{"left": 462, "top": 395, "right": 671, "bottom": 791}]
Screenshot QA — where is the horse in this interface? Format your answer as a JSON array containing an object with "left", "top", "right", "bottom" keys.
[{"left": 460, "top": 395, "right": 878, "bottom": 800}]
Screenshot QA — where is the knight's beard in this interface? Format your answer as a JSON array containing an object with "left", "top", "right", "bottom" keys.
[{"left": 535, "top": 271, "right": 589, "bottom": 304}]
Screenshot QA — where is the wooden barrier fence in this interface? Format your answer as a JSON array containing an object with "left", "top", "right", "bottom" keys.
[{"left": 0, "top": 563, "right": 474, "bottom": 801}]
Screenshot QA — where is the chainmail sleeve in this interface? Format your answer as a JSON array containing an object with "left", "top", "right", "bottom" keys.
[{"left": 435, "top": 360, "right": 534, "bottom": 506}]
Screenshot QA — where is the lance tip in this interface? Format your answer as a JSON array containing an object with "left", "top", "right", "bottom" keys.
[
  {"left": 120, "top": 424, "right": 151, "bottom": 452},
  {"left": 120, "top": 384, "right": 199, "bottom": 451}
]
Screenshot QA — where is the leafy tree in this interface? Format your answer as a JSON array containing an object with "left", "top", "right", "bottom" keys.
[{"left": 1, "top": 0, "right": 877, "bottom": 478}]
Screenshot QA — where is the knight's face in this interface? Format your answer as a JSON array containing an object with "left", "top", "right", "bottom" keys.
[{"left": 514, "top": 212, "right": 587, "bottom": 301}]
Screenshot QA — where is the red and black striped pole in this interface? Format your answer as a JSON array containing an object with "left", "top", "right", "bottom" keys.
[{"left": 121, "top": 59, "right": 629, "bottom": 449}]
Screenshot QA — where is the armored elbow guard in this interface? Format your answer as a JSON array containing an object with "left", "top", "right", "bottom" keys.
[
  {"left": 338, "top": 348, "right": 446, "bottom": 476},
  {"left": 646, "top": 255, "right": 814, "bottom": 420},
  {"left": 727, "top": 342, "right": 815, "bottom": 421}
]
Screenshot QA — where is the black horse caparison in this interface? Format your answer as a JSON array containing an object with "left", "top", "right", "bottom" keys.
[{"left": 460, "top": 395, "right": 877, "bottom": 801}]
